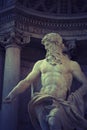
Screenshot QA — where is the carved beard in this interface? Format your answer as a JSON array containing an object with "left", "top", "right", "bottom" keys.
[{"left": 46, "top": 51, "right": 62, "bottom": 66}]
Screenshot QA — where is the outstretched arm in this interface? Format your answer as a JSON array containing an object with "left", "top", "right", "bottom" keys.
[{"left": 3, "top": 61, "right": 41, "bottom": 103}]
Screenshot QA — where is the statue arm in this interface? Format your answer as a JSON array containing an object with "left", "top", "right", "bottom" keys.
[
  {"left": 3, "top": 61, "right": 41, "bottom": 103},
  {"left": 71, "top": 61, "right": 87, "bottom": 87}
]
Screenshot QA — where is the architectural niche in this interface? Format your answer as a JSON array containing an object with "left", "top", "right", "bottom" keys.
[{"left": 0, "top": 0, "right": 87, "bottom": 130}]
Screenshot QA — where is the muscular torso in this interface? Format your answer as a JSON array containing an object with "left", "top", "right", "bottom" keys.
[{"left": 39, "top": 58, "right": 73, "bottom": 100}]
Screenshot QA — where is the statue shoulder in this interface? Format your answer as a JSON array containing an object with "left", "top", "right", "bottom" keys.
[
  {"left": 70, "top": 60, "right": 81, "bottom": 71},
  {"left": 33, "top": 59, "right": 45, "bottom": 68}
]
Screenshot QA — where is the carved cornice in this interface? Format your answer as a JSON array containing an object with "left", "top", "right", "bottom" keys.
[
  {"left": 16, "top": 13, "right": 87, "bottom": 30},
  {"left": 0, "top": 5, "right": 87, "bottom": 40},
  {"left": 14, "top": 9, "right": 87, "bottom": 40},
  {"left": 0, "top": 30, "right": 30, "bottom": 47},
  {"left": 16, "top": 20, "right": 87, "bottom": 40}
]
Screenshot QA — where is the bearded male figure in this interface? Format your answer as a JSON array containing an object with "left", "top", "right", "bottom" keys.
[{"left": 4, "top": 33, "right": 87, "bottom": 130}]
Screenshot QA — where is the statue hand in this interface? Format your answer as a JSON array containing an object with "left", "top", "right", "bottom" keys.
[{"left": 3, "top": 94, "right": 14, "bottom": 103}]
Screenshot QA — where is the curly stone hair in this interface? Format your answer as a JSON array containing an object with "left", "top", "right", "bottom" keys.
[{"left": 41, "top": 33, "right": 63, "bottom": 46}]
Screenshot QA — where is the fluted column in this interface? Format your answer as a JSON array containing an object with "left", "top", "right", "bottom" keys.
[{"left": 0, "top": 31, "right": 30, "bottom": 130}]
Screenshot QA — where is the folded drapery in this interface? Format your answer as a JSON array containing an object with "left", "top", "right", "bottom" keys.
[{"left": 28, "top": 87, "right": 87, "bottom": 130}]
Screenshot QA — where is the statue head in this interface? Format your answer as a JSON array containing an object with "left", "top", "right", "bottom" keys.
[{"left": 41, "top": 33, "right": 63, "bottom": 51}]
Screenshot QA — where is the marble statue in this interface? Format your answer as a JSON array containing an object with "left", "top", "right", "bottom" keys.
[{"left": 4, "top": 33, "right": 87, "bottom": 130}]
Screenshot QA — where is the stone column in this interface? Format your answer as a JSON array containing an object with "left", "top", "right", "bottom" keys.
[
  {"left": 1, "top": 44, "right": 21, "bottom": 130},
  {"left": 0, "top": 31, "right": 30, "bottom": 130}
]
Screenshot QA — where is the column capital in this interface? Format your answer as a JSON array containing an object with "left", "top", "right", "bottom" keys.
[
  {"left": 65, "top": 39, "right": 76, "bottom": 50},
  {"left": 65, "top": 39, "right": 76, "bottom": 58},
  {"left": 0, "top": 30, "right": 30, "bottom": 48}
]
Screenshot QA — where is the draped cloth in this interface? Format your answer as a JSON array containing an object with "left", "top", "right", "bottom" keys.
[{"left": 28, "top": 87, "right": 87, "bottom": 130}]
